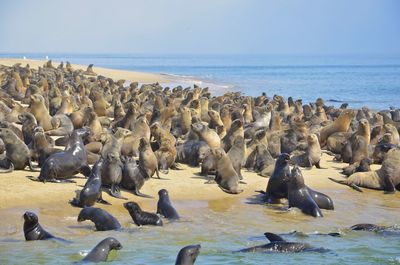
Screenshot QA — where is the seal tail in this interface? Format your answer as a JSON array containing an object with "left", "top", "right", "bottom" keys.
[{"left": 328, "top": 177, "right": 363, "bottom": 192}]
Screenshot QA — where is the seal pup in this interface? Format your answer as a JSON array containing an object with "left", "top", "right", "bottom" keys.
[
  {"left": 70, "top": 157, "right": 110, "bottom": 207},
  {"left": 175, "top": 245, "right": 201, "bottom": 265},
  {"left": 101, "top": 152, "right": 126, "bottom": 199},
  {"left": 212, "top": 148, "right": 244, "bottom": 194},
  {"left": 31, "top": 127, "right": 91, "bottom": 182},
  {"left": 123, "top": 201, "right": 163, "bottom": 226},
  {"left": 238, "top": 232, "right": 323, "bottom": 253},
  {"left": 77, "top": 207, "right": 121, "bottom": 231},
  {"left": 23, "top": 211, "right": 55, "bottom": 241},
  {"left": 176, "top": 140, "right": 210, "bottom": 167},
  {"left": 157, "top": 189, "right": 180, "bottom": 220},
  {"left": 81, "top": 237, "right": 122, "bottom": 263},
  {"left": 287, "top": 166, "right": 323, "bottom": 217}
]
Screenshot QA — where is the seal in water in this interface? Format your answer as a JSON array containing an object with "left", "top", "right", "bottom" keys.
[
  {"left": 70, "top": 157, "right": 110, "bottom": 207},
  {"left": 157, "top": 189, "right": 180, "bottom": 220},
  {"left": 123, "top": 201, "right": 163, "bottom": 226},
  {"left": 31, "top": 127, "right": 91, "bottom": 182},
  {"left": 238, "top": 232, "right": 325, "bottom": 253},
  {"left": 77, "top": 207, "right": 121, "bottom": 231},
  {"left": 175, "top": 244, "right": 201, "bottom": 265},
  {"left": 23, "top": 211, "right": 55, "bottom": 241},
  {"left": 81, "top": 237, "right": 122, "bottom": 263},
  {"left": 287, "top": 166, "right": 323, "bottom": 217}
]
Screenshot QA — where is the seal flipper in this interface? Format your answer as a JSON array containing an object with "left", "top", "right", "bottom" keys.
[
  {"left": 328, "top": 177, "right": 363, "bottom": 192},
  {"left": 97, "top": 193, "right": 111, "bottom": 205},
  {"left": 0, "top": 160, "right": 14, "bottom": 173},
  {"left": 133, "top": 188, "right": 153, "bottom": 198},
  {"left": 264, "top": 232, "right": 286, "bottom": 242},
  {"left": 28, "top": 159, "right": 40, "bottom": 172},
  {"left": 383, "top": 176, "right": 396, "bottom": 194},
  {"left": 315, "top": 160, "right": 327, "bottom": 169},
  {"left": 80, "top": 165, "right": 92, "bottom": 177},
  {"left": 110, "top": 184, "right": 128, "bottom": 200}
]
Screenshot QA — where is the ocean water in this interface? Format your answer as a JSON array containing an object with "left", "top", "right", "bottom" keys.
[{"left": 1, "top": 53, "right": 400, "bottom": 110}]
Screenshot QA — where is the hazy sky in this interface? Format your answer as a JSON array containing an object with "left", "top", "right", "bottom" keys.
[{"left": 0, "top": 0, "right": 399, "bottom": 54}]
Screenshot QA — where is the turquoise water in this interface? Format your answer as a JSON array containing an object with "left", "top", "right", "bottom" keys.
[{"left": 1, "top": 53, "right": 400, "bottom": 109}]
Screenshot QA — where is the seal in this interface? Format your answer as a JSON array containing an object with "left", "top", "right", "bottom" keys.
[
  {"left": 29, "top": 94, "right": 52, "bottom": 131},
  {"left": 191, "top": 122, "right": 221, "bottom": 149},
  {"left": 329, "top": 148, "right": 400, "bottom": 193},
  {"left": 238, "top": 232, "right": 322, "bottom": 253},
  {"left": 264, "top": 153, "right": 291, "bottom": 203},
  {"left": 221, "top": 119, "right": 244, "bottom": 152},
  {"left": 81, "top": 237, "right": 122, "bottom": 263},
  {"left": 32, "top": 126, "right": 62, "bottom": 166},
  {"left": 121, "top": 156, "right": 152, "bottom": 198},
  {"left": 176, "top": 140, "right": 210, "bottom": 167},
  {"left": 101, "top": 152, "right": 126, "bottom": 199},
  {"left": 23, "top": 211, "right": 55, "bottom": 241},
  {"left": 157, "top": 189, "right": 180, "bottom": 220},
  {"left": 138, "top": 137, "right": 161, "bottom": 179},
  {"left": 18, "top": 112, "right": 37, "bottom": 145},
  {"left": 212, "top": 147, "right": 243, "bottom": 194},
  {"left": 290, "top": 134, "right": 324, "bottom": 169},
  {"left": 227, "top": 136, "right": 246, "bottom": 179},
  {"left": 70, "top": 157, "right": 110, "bottom": 207},
  {"left": 45, "top": 114, "right": 74, "bottom": 136},
  {"left": 287, "top": 166, "right": 323, "bottom": 217},
  {"left": 254, "top": 144, "right": 275, "bottom": 177},
  {"left": 155, "top": 138, "right": 177, "bottom": 174},
  {"left": 319, "top": 109, "right": 355, "bottom": 147},
  {"left": 123, "top": 201, "right": 163, "bottom": 226},
  {"left": 77, "top": 207, "right": 121, "bottom": 231},
  {"left": 0, "top": 128, "right": 37, "bottom": 173},
  {"left": 31, "top": 127, "right": 91, "bottom": 182},
  {"left": 175, "top": 245, "right": 201, "bottom": 265}
]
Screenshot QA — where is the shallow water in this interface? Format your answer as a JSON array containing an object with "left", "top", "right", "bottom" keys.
[
  {"left": 1, "top": 53, "right": 400, "bottom": 109},
  {"left": 0, "top": 191, "right": 399, "bottom": 264}
]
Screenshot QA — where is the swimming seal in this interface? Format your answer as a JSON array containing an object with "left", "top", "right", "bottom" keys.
[
  {"left": 157, "top": 189, "right": 180, "bottom": 220},
  {"left": 238, "top": 232, "right": 323, "bottom": 253},
  {"left": 82, "top": 237, "right": 122, "bottom": 263},
  {"left": 123, "top": 201, "right": 163, "bottom": 226},
  {"left": 77, "top": 207, "right": 121, "bottom": 231},
  {"left": 175, "top": 244, "right": 201, "bottom": 265},
  {"left": 23, "top": 211, "right": 55, "bottom": 241}
]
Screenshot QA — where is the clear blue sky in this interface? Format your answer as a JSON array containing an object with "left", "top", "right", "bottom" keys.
[{"left": 0, "top": 0, "right": 399, "bottom": 55}]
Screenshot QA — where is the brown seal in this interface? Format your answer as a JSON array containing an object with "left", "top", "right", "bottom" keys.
[
  {"left": 319, "top": 109, "right": 355, "bottom": 147},
  {"left": 138, "top": 137, "right": 160, "bottom": 179},
  {"left": 221, "top": 119, "right": 244, "bottom": 152},
  {"left": 227, "top": 136, "right": 246, "bottom": 179},
  {"left": 290, "top": 134, "right": 324, "bottom": 169},
  {"left": 121, "top": 116, "right": 150, "bottom": 157},
  {"left": 191, "top": 122, "right": 221, "bottom": 149},
  {"left": 330, "top": 147, "right": 400, "bottom": 193},
  {"left": 208, "top": 110, "right": 224, "bottom": 129},
  {"left": 29, "top": 94, "right": 53, "bottom": 131},
  {"left": 211, "top": 148, "right": 243, "bottom": 194},
  {"left": 18, "top": 112, "right": 37, "bottom": 145},
  {"left": 0, "top": 128, "right": 37, "bottom": 172},
  {"left": 32, "top": 126, "right": 62, "bottom": 166}
]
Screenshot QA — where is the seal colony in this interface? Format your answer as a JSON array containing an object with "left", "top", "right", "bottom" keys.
[{"left": 0, "top": 59, "right": 399, "bottom": 263}]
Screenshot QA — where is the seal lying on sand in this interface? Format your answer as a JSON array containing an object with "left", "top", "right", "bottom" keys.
[{"left": 329, "top": 148, "right": 400, "bottom": 193}]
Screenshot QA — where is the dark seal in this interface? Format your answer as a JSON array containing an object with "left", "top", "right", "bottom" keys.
[
  {"left": 23, "top": 211, "right": 55, "bottom": 241},
  {"left": 77, "top": 207, "right": 121, "bottom": 231},
  {"left": 175, "top": 244, "right": 201, "bottom": 265},
  {"left": 157, "top": 189, "right": 180, "bottom": 220},
  {"left": 123, "top": 201, "right": 163, "bottom": 226},
  {"left": 82, "top": 237, "right": 122, "bottom": 263}
]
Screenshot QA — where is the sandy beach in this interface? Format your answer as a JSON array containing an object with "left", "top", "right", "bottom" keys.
[
  {"left": 0, "top": 58, "right": 172, "bottom": 83},
  {"left": 0, "top": 58, "right": 399, "bottom": 264}
]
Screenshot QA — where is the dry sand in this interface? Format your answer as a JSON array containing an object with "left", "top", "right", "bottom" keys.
[
  {"left": 0, "top": 58, "right": 173, "bottom": 83},
  {"left": 0, "top": 153, "right": 384, "bottom": 210}
]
